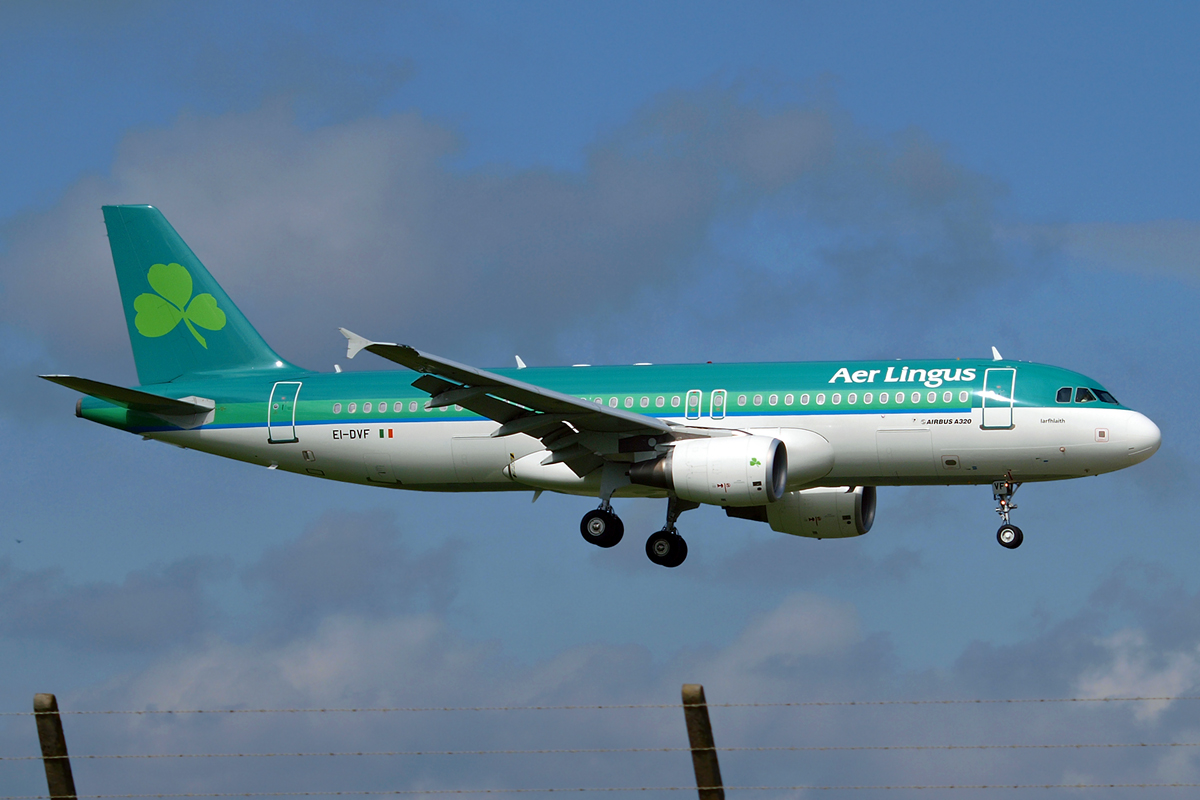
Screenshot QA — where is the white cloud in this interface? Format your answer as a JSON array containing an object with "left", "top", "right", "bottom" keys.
[
  {"left": 1076, "top": 628, "right": 1200, "bottom": 723},
  {"left": 1, "top": 87, "right": 1016, "bottom": 389}
]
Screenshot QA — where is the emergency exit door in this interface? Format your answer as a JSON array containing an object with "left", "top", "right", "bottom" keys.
[
  {"left": 268, "top": 381, "right": 302, "bottom": 443},
  {"left": 981, "top": 369, "right": 1016, "bottom": 429}
]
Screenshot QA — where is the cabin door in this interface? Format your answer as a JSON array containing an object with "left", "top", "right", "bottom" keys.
[
  {"left": 981, "top": 369, "right": 1016, "bottom": 429},
  {"left": 709, "top": 389, "right": 727, "bottom": 420},
  {"left": 268, "top": 381, "right": 302, "bottom": 443}
]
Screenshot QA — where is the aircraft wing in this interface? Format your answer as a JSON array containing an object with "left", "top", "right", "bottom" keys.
[{"left": 341, "top": 329, "right": 682, "bottom": 476}]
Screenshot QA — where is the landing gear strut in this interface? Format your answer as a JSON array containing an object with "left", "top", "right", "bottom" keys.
[
  {"left": 993, "top": 477, "right": 1024, "bottom": 550},
  {"left": 645, "top": 496, "right": 698, "bottom": 568}
]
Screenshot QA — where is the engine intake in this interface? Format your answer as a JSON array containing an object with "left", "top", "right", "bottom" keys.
[{"left": 628, "top": 435, "right": 787, "bottom": 507}]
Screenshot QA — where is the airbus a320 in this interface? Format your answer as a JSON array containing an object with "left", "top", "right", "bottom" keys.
[{"left": 43, "top": 206, "right": 1162, "bottom": 567}]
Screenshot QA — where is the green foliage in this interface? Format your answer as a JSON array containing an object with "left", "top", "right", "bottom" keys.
[{"left": 133, "top": 263, "right": 227, "bottom": 348}]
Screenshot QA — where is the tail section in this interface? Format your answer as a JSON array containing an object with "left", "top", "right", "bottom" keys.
[{"left": 103, "top": 205, "right": 295, "bottom": 384}]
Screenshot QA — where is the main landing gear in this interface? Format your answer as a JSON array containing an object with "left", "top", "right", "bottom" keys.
[
  {"left": 993, "top": 477, "right": 1024, "bottom": 549},
  {"left": 580, "top": 503, "right": 624, "bottom": 548},
  {"left": 579, "top": 495, "right": 698, "bottom": 568},
  {"left": 645, "top": 497, "right": 699, "bottom": 569}
]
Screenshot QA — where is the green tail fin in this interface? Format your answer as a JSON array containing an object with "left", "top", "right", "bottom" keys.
[{"left": 103, "top": 205, "right": 296, "bottom": 385}]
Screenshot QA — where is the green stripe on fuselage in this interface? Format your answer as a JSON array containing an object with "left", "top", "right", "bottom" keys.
[{"left": 76, "top": 359, "right": 1122, "bottom": 434}]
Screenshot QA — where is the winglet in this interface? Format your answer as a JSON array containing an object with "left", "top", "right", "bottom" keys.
[
  {"left": 991, "top": 346, "right": 1003, "bottom": 361},
  {"left": 515, "top": 355, "right": 527, "bottom": 369},
  {"left": 340, "top": 328, "right": 373, "bottom": 360}
]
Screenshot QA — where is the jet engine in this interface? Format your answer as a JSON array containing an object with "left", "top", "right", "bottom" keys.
[
  {"left": 627, "top": 435, "right": 787, "bottom": 507},
  {"left": 727, "top": 485, "right": 876, "bottom": 538}
]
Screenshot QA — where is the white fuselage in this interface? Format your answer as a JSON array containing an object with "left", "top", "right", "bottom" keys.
[{"left": 150, "top": 404, "right": 1160, "bottom": 496}]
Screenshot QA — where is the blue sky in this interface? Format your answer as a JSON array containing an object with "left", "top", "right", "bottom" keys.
[{"left": 3, "top": 2, "right": 1200, "bottom": 798}]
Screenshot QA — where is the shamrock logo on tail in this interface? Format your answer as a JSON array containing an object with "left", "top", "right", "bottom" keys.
[
  {"left": 134, "top": 263, "right": 226, "bottom": 348},
  {"left": 749, "top": 457, "right": 762, "bottom": 466}
]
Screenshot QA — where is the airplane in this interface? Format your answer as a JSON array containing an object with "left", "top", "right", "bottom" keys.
[{"left": 42, "top": 205, "right": 1162, "bottom": 567}]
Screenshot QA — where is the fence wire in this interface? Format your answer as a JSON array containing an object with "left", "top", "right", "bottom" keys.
[
  {"left": 5, "top": 694, "right": 1199, "bottom": 716},
  {"left": 5, "top": 784, "right": 1200, "bottom": 797},
  {"left": 8, "top": 694, "right": 1199, "bottom": 797},
  {"left": 5, "top": 741, "right": 1200, "bottom": 760}
]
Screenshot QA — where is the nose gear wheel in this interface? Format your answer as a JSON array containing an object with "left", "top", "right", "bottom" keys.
[
  {"left": 997, "top": 523, "right": 1023, "bottom": 549},
  {"left": 992, "top": 476, "right": 1024, "bottom": 549}
]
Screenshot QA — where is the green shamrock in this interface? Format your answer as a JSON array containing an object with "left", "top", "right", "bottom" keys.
[
  {"left": 133, "top": 263, "right": 226, "bottom": 348},
  {"left": 749, "top": 457, "right": 761, "bottom": 466}
]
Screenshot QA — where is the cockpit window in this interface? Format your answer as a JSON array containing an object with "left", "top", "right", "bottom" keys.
[
  {"left": 1056, "top": 387, "right": 1072, "bottom": 403},
  {"left": 1075, "top": 387, "right": 1097, "bottom": 403},
  {"left": 1095, "top": 389, "right": 1119, "bottom": 405}
]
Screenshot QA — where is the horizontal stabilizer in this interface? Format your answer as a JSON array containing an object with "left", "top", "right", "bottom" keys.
[{"left": 40, "top": 375, "right": 215, "bottom": 416}]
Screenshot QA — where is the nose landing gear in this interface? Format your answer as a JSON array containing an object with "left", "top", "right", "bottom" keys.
[{"left": 993, "top": 477, "right": 1024, "bottom": 549}]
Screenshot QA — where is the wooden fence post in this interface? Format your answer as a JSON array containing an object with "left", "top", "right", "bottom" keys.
[
  {"left": 34, "top": 694, "right": 77, "bottom": 800},
  {"left": 682, "top": 684, "right": 724, "bottom": 800}
]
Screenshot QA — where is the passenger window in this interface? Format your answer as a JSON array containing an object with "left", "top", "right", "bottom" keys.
[
  {"left": 1075, "top": 387, "right": 1097, "bottom": 404},
  {"left": 333, "top": 403, "right": 342, "bottom": 414},
  {"left": 1056, "top": 387, "right": 1072, "bottom": 403},
  {"left": 800, "top": 393, "right": 810, "bottom": 405},
  {"left": 784, "top": 393, "right": 794, "bottom": 405},
  {"left": 737, "top": 394, "right": 747, "bottom": 406},
  {"left": 1095, "top": 389, "right": 1119, "bottom": 405},
  {"left": 656, "top": 396, "right": 665, "bottom": 408},
  {"left": 753, "top": 394, "right": 762, "bottom": 406},
  {"left": 409, "top": 401, "right": 418, "bottom": 412}
]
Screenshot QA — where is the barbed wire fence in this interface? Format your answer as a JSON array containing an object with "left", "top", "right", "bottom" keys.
[{"left": 5, "top": 687, "right": 1200, "bottom": 799}]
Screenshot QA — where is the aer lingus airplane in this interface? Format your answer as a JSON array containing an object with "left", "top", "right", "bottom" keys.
[{"left": 44, "top": 205, "right": 1162, "bottom": 566}]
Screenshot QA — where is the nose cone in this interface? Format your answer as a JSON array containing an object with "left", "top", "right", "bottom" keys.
[{"left": 1125, "top": 411, "right": 1161, "bottom": 464}]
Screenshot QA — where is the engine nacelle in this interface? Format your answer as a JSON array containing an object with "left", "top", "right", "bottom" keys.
[
  {"left": 729, "top": 485, "right": 876, "bottom": 538},
  {"left": 628, "top": 435, "right": 787, "bottom": 507}
]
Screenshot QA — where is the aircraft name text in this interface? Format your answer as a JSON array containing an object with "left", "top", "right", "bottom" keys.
[{"left": 829, "top": 366, "right": 977, "bottom": 388}]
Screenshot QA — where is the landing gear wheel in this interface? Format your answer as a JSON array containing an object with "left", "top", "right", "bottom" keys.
[
  {"left": 646, "top": 531, "right": 687, "bottom": 567},
  {"left": 996, "top": 524, "right": 1024, "bottom": 549},
  {"left": 580, "top": 509, "right": 624, "bottom": 548}
]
